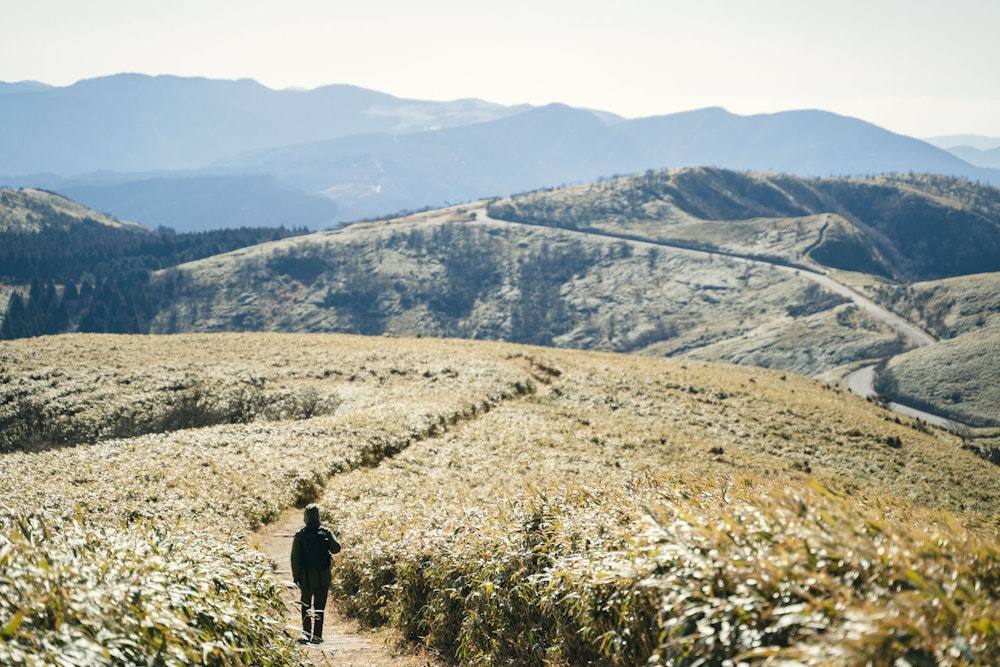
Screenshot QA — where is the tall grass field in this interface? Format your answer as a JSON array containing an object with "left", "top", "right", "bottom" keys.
[{"left": 2, "top": 333, "right": 998, "bottom": 665}]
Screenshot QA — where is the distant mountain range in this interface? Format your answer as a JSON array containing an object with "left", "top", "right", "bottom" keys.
[
  {"left": 925, "top": 135, "right": 1000, "bottom": 169},
  {"left": 2, "top": 74, "right": 999, "bottom": 231},
  {"left": 0, "top": 74, "right": 522, "bottom": 174}
]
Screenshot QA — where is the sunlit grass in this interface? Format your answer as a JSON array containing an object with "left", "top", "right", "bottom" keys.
[
  {"left": 0, "top": 515, "right": 308, "bottom": 667},
  {"left": 0, "top": 333, "right": 536, "bottom": 664},
  {"left": 2, "top": 333, "right": 998, "bottom": 665}
]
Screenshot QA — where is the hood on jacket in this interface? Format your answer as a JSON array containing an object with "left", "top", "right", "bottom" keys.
[{"left": 304, "top": 504, "right": 321, "bottom": 527}]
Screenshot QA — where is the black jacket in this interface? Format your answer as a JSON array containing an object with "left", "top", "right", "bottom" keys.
[{"left": 291, "top": 525, "right": 341, "bottom": 590}]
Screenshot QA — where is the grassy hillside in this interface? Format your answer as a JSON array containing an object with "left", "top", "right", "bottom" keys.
[
  {"left": 150, "top": 205, "right": 905, "bottom": 378},
  {"left": 1, "top": 333, "right": 998, "bottom": 665},
  {"left": 871, "top": 272, "right": 1000, "bottom": 340},
  {"left": 488, "top": 168, "right": 1000, "bottom": 281},
  {"left": 879, "top": 332, "right": 1000, "bottom": 428},
  {"left": 869, "top": 273, "right": 1000, "bottom": 428},
  {"left": 0, "top": 187, "right": 143, "bottom": 233},
  {"left": 0, "top": 187, "right": 308, "bottom": 338}
]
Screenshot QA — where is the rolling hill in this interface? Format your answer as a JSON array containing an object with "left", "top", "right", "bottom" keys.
[
  {"left": 146, "top": 202, "right": 904, "bottom": 376},
  {"left": 0, "top": 187, "right": 143, "bottom": 233},
  {"left": 488, "top": 168, "right": 1000, "bottom": 282},
  {"left": 4, "top": 168, "right": 998, "bottom": 432},
  {"left": 870, "top": 273, "right": 1000, "bottom": 429},
  {"left": 2, "top": 332, "right": 999, "bottom": 664},
  {"left": 136, "top": 169, "right": 1000, "bottom": 427}
]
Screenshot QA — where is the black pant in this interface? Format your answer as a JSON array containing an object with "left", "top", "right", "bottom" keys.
[{"left": 300, "top": 585, "right": 328, "bottom": 640}]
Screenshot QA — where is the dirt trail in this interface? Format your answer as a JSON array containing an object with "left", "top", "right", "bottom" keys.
[
  {"left": 252, "top": 510, "right": 438, "bottom": 667},
  {"left": 248, "top": 354, "right": 556, "bottom": 664}
]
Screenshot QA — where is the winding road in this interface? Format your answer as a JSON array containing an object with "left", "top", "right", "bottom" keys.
[
  {"left": 771, "top": 268, "right": 964, "bottom": 428},
  {"left": 472, "top": 206, "right": 963, "bottom": 430},
  {"left": 773, "top": 269, "right": 964, "bottom": 430}
]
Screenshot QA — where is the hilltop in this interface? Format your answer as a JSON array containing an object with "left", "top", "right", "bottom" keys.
[
  {"left": 1, "top": 332, "right": 999, "bottom": 664},
  {"left": 0, "top": 187, "right": 142, "bottom": 233},
  {"left": 487, "top": 168, "right": 1000, "bottom": 281},
  {"left": 0, "top": 187, "right": 307, "bottom": 337}
]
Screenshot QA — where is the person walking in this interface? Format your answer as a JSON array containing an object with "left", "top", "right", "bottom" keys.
[{"left": 290, "top": 503, "right": 342, "bottom": 643}]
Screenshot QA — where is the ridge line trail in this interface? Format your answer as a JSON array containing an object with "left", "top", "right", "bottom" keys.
[{"left": 253, "top": 509, "right": 440, "bottom": 666}]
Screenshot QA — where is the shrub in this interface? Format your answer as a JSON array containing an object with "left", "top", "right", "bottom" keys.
[
  {"left": 0, "top": 515, "right": 308, "bottom": 667},
  {"left": 330, "top": 477, "right": 1000, "bottom": 665}
]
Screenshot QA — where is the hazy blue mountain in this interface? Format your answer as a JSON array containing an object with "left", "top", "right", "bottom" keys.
[
  {"left": 925, "top": 135, "right": 1000, "bottom": 151},
  {"left": 0, "top": 73, "right": 523, "bottom": 175},
  {"left": 0, "top": 81, "right": 52, "bottom": 95},
  {"left": 210, "top": 105, "right": 1000, "bottom": 223},
  {"left": 56, "top": 174, "right": 342, "bottom": 232},
  {"left": 940, "top": 146, "right": 1000, "bottom": 170},
  {"left": 4, "top": 75, "right": 998, "bottom": 231},
  {"left": 924, "top": 135, "right": 1000, "bottom": 169},
  {"left": 210, "top": 104, "right": 646, "bottom": 220},
  {"left": 617, "top": 108, "right": 986, "bottom": 177}
]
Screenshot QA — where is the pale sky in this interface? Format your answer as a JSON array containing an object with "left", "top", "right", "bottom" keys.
[{"left": 2, "top": 0, "right": 998, "bottom": 138}]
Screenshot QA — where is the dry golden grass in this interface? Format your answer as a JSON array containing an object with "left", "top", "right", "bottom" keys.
[
  {"left": 2, "top": 333, "right": 999, "bottom": 665},
  {"left": 0, "top": 333, "right": 534, "bottom": 666},
  {"left": 0, "top": 188, "right": 140, "bottom": 232},
  {"left": 309, "top": 345, "right": 1000, "bottom": 664},
  {"left": 869, "top": 272, "right": 1000, "bottom": 428},
  {"left": 0, "top": 333, "right": 534, "bottom": 528}
]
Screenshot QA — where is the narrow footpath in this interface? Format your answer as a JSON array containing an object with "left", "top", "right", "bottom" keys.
[{"left": 253, "top": 510, "right": 438, "bottom": 667}]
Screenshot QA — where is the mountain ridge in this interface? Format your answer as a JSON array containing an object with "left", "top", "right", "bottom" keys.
[
  {"left": 0, "top": 73, "right": 524, "bottom": 176},
  {"left": 4, "top": 74, "right": 999, "bottom": 232}
]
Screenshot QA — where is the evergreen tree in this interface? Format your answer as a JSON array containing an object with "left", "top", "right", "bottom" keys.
[{"left": 1, "top": 292, "right": 27, "bottom": 339}]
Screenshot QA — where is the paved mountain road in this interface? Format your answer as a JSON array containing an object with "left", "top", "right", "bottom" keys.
[{"left": 842, "top": 364, "right": 964, "bottom": 430}]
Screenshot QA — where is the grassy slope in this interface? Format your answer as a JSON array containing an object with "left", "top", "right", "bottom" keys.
[
  {"left": 2, "top": 333, "right": 1000, "bottom": 663},
  {"left": 0, "top": 187, "right": 143, "bottom": 232},
  {"left": 489, "top": 168, "right": 1000, "bottom": 281},
  {"left": 152, "top": 205, "right": 902, "bottom": 378},
  {"left": 488, "top": 169, "right": 1000, "bottom": 434},
  {"left": 0, "top": 333, "right": 533, "bottom": 665},
  {"left": 872, "top": 273, "right": 1000, "bottom": 427}
]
